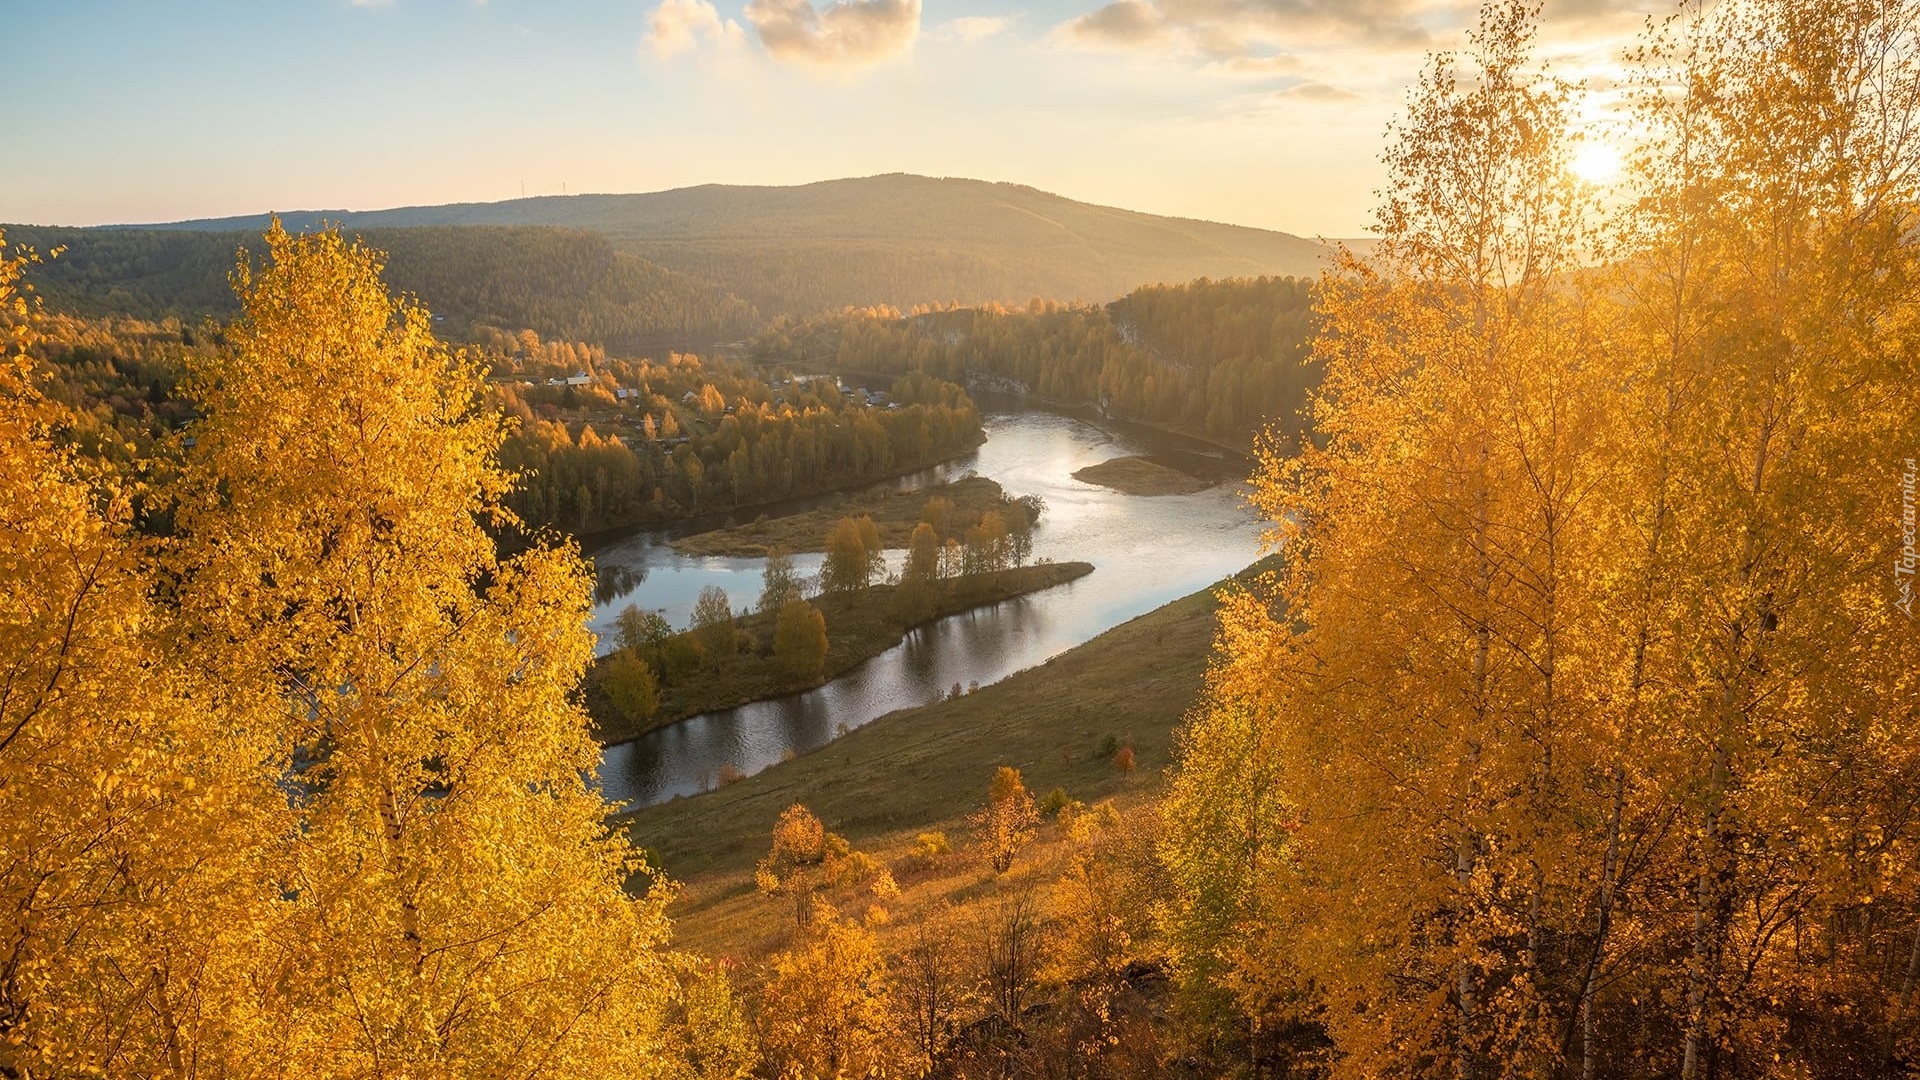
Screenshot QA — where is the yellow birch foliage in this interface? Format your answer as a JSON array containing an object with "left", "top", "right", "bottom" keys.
[
  {"left": 758, "top": 902, "right": 897, "bottom": 1080},
  {"left": 168, "top": 223, "right": 686, "bottom": 1078},
  {"left": 0, "top": 235, "right": 289, "bottom": 1077},
  {"left": 1163, "top": 0, "right": 1920, "bottom": 1075}
]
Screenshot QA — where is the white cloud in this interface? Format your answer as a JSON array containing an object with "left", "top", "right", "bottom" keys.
[
  {"left": 648, "top": 0, "right": 748, "bottom": 57},
  {"left": 932, "top": 14, "right": 1016, "bottom": 43},
  {"left": 743, "top": 0, "right": 922, "bottom": 70},
  {"left": 1054, "top": 0, "right": 1166, "bottom": 48},
  {"left": 1052, "top": 0, "right": 1663, "bottom": 125}
]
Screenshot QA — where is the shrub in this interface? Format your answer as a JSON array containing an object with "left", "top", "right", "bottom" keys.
[
  {"left": 599, "top": 649, "right": 659, "bottom": 723},
  {"left": 907, "top": 831, "right": 952, "bottom": 871},
  {"left": 773, "top": 599, "right": 828, "bottom": 679},
  {"left": 971, "top": 766, "right": 1040, "bottom": 874}
]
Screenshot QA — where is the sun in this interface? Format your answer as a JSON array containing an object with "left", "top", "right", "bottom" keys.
[{"left": 1570, "top": 140, "right": 1624, "bottom": 184}]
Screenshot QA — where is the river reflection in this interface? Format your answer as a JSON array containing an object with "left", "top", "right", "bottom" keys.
[{"left": 591, "top": 406, "right": 1264, "bottom": 808}]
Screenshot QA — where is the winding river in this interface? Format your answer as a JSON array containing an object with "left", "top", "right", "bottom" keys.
[{"left": 589, "top": 405, "right": 1266, "bottom": 808}]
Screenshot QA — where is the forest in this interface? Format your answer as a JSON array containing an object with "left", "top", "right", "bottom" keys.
[
  {"left": 14, "top": 306, "right": 981, "bottom": 540},
  {"left": 750, "top": 275, "right": 1317, "bottom": 447},
  {"left": 2, "top": 0, "right": 1918, "bottom": 1076},
  {"left": 493, "top": 357, "right": 980, "bottom": 536}
]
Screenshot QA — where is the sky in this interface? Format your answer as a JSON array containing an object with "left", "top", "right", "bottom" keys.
[{"left": 5, "top": 0, "right": 1660, "bottom": 237}]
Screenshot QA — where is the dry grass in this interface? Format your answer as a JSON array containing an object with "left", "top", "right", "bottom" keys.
[{"left": 620, "top": 565, "right": 1255, "bottom": 960}]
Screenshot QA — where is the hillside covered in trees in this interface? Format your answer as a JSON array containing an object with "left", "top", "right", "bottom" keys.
[
  {"left": 106, "top": 174, "right": 1338, "bottom": 315},
  {"left": 15, "top": 309, "right": 981, "bottom": 540},
  {"left": 4, "top": 0, "right": 1918, "bottom": 1076},
  {"left": 754, "top": 275, "right": 1318, "bottom": 447},
  {"left": 2, "top": 223, "right": 760, "bottom": 348}
]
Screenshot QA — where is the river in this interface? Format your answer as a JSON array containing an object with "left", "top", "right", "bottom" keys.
[{"left": 589, "top": 405, "right": 1267, "bottom": 808}]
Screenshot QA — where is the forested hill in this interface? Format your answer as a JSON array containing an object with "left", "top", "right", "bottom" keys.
[
  {"left": 1, "top": 224, "right": 759, "bottom": 349},
  {"left": 107, "top": 174, "right": 1338, "bottom": 315}
]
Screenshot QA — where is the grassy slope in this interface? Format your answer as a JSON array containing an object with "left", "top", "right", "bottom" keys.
[
  {"left": 623, "top": 567, "right": 1240, "bottom": 959},
  {"left": 670, "top": 475, "right": 1011, "bottom": 557},
  {"left": 589, "top": 561, "right": 1094, "bottom": 743}
]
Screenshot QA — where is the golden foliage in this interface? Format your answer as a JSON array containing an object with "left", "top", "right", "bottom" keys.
[
  {"left": 1163, "top": 0, "right": 1920, "bottom": 1075},
  {"left": 972, "top": 766, "right": 1041, "bottom": 875}
]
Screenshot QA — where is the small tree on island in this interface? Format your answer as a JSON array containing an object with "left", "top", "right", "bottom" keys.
[
  {"left": 773, "top": 599, "right": 828, "bottom": 680},
  {"left": 821, "top": 517, "right": 868, "bottom": 594},
  {"left": 903, "top": 522, "right": 942, "bottom": 583},
  {"left": 963, "top": 511, "right": 1011, "bottom": 575},
  {"left": 616, "top": 603, "right": 672, "bottom": 663},
  {"left": 599, "top": 649, "right": 660, "bottom": 724},
  {"left": 972, "top": 766, "right": 1040, "bottom": 874},
  {"left": 820, "top": 515, "right": 885, "bottom": 594},
  {"left": 691, "top": 585, "right": 737, "bottom": 657},
  {"left": 758, "top": 547, "right": 805, "bottom": 614}
]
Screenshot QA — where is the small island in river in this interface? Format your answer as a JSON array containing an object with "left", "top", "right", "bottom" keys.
[
  {"left": 671, "top": 476, "right": 1019, "bottom": 557},
  {"left": 1071, "top": 455, "right": 1214, "bottom": 496},
  {"left": 588, "top": 560, "right": 1094, "bottom": 744}
]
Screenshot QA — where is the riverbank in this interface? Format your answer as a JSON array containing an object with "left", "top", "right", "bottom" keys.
[
  {"left": 589, "top": 560, "right": 1094, "bottom": 744},
  {"left": 1071, "top": 454, "right": 1213, "bottom": 495},
  {"left": 668, "top": 475, "right": 1013, "bottom": 557},
  {"left": 618, "top": 560, "right": 1268, "bottom": 958}
]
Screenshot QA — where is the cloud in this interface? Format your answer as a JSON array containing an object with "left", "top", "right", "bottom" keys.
[
  {"left": 744, "top": 0, "right": 921, "bottom": 69},
  {"left": 1057, "top": 0, "right": 1165, "bottom": 46},
  {"left": 1269, "top": 79, "right": 1362, "bottom": 103},
  {"left": 1055, "top": 0, "right": 1657, "bottom": 69},
  {"left": 932, "top": 14, "right": 1015, "bottom": 43},
  {"left": 1057, "top": 0, "right": 1438, "bottom": 58},
  {"left": 648, "top": 0, "right": 748, "bottom": 57}
]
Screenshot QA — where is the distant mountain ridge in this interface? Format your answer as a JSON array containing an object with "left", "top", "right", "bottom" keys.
[
  {"left": 3, "top": 225, "right": 760, "bottom": 349},
  {"left": 114, "top": 174, "right": 1338, "bottom": 315}
]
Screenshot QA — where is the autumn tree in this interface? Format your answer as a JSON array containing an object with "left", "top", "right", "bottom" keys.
[
  {"left": 821, "top": 514, "right": 885, "bottom": 594},
  {"left": 661, "top": 961, "right": 760, "bottom": 1080},
  {"left": 169, "top": 223, "right": 687, "bottom": 1077},
  {"left": 893, "top": 907, "right": 974, "bottom": 1076},
  {"left": 618, "top": 602, "right": 673, "bottom": 657},
  {"left": 904, "top": 521, "right": 942, "bottom": 582},
  {"left": 962, "top": 511, "right": 1010, "bottom": 574},
  {"left": 971, "top": 766, "right": 1040, "bottom": 874},
  {"left": 601, "top": 648, "right": 661, "bottom": 723},
  {"left": 773, "top": 598, "right": 829, "bottom": 680},
  {"left": 758, "top": 903, "right": 897, "bottom": 1080},
  {"left": 758, "top": 546, "right": 805, "bottom": 614},
  {"left": 757, "top": 803, "right": 840, "bottom": 927},
  {"left": 692, "top": 583, "right": 738, "bottom": 657},
  {"left": 977, "top": 892, "right": 1045, "bottom": 1032},
  {"left": 1161, "top": 0, "right": 1920, "bottom": 1075},
  {"left": 0, "top": 234, "right": 288, "bottom": 1078}
]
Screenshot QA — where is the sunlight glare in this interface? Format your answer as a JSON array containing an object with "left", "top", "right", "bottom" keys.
[{"left": 1571, "top": 140, "right": 1623, "bottom": 184}]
